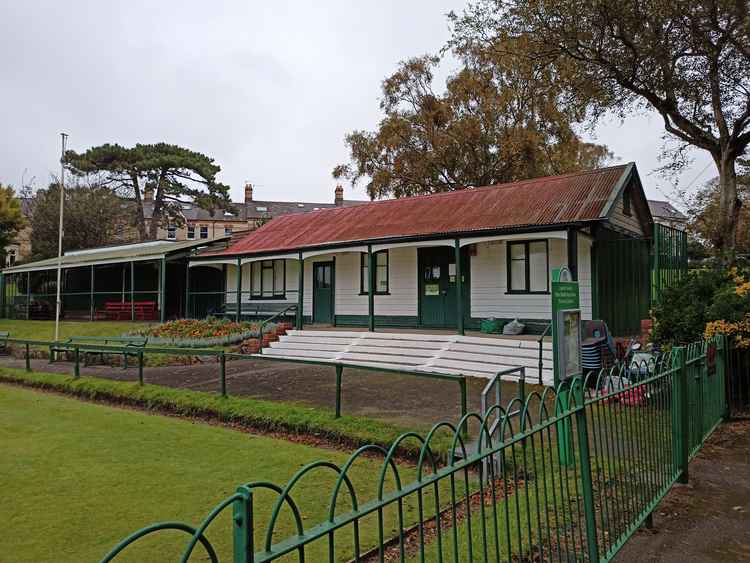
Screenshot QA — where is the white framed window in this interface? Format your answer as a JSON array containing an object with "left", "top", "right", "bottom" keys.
[
  {"left": 360, "top": 251, "right": 389, "bottom": 294},
  {"left": 250, "top": 260, "right": 286, "bottom": 298},
  {"left": 507, "top": 240, "right": 549, "bottom": 293},
  {"left": 166, "top": 224, "right": 176, "bottom": 239},
  {"left": 224, "top": 226, "right": 233, "bottom": 236},
  {"left": 187, "top": 225, "right": 195, "bottom": 239},
  {"left": 199, "top": 225, "right": 209, "bottom": 239}
]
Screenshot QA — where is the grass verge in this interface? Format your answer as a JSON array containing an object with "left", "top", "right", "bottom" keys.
[{"left": 0, "top": 367, "right": 454, "bottom": 456}]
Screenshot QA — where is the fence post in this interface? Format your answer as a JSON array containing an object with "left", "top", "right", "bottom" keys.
[
  {"left": 232, "top": 485, "right": 253, "bottom": 563},
  {"left": 717, "top": 335, "right": 729, "bottom": 421},
  {"left": 573, "top": 381, "right": 599, "bottom": 562},
  {"left": 138, "top": 350, "right": 144, "bottom": 386},
  {"left": 74, "top": 346, "right": 80, "bottom": 379},
  {"left": 334, "top": 365, "right": 343, "bottom": 418},
  {"left": 673, "top": 346, "right": 690, "bottom": 484},
  {"left": 25, "top": 342, "right": 31, "bottom": 372},
  {"left": 220, "top": 351, "right": 227, "bottom": 397}
]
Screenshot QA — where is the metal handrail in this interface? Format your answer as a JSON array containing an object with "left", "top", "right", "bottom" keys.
[
  {"left": 537, "top": 322, "right": 552, "bottom": 385},
  {"left": 257, "top": 304, "right": 298, "bottom": 354}
]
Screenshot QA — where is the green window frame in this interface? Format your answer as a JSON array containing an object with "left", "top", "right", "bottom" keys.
[
  {"left": 506, "top": 240, "right": 549, "bottom": 294},
  {"left": 360, "top": 251, "right": 389, "bottom": 295},
  {"left": 250, "top": 259, "right": 286, "bottom": 299}
]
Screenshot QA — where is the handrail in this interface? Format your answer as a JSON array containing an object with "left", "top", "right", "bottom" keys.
[
  {"left": 480, "top": 366, "right": 526, "bottom": 478},
  {"left": 537, "top": 322, "right": 551, "bottom": 385},
  {"left": 257, "top": 304, "right": 298, "bottom": 354}
]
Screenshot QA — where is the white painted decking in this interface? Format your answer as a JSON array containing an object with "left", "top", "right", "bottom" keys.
[{"left": 260, "top": 330, "right": 554, "bottom": 384}]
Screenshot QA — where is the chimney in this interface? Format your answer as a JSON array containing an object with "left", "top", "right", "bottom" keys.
[
  {"left": 143, "top": 188, "right": 153, "bottom": 202},
  {"left": 334, "top": 184, "right": 344, "bottom": 206},
  {"left": 244, "top": 182, "right": 253, "bottom": 203}
]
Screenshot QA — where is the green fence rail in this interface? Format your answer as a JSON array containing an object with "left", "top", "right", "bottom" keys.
[
  {"left": 96, "top": 336, "right": 727, "bottom": 563},
  {"left": 6, "top": 337, "right": 468, "bottom": 422}
]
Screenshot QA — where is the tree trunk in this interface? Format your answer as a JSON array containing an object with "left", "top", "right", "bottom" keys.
[
  {"left": 712, "top": 149, "right": 742, "bottom": 265},
  {"left": 130, "top": 172, "right": 148, "bottom": 242}
]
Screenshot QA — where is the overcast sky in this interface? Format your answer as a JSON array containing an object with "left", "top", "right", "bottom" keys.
[{"left": 1, "top": 1, "right": 714, "bottom": 208}]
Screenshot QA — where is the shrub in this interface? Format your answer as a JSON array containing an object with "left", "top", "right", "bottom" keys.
[{"left": 653, "top": 266, "right": 750, "bottom": 348}]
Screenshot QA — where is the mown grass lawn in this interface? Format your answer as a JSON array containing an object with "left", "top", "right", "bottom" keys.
[
  {"left": 0, "top": 319, "right": 151, "bottom": 341},
  {"left": 0, "top": 384, "right": 425, "bottom": 563}
]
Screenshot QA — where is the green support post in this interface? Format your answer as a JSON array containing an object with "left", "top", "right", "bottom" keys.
[
  {"left": 235, "top": 257, "right": 242, "bottom": 323},
  {"left": 89, "top": 265, "right": 95, "bottom": 321},
  {"left": 220, "top": 351, "right": 227, "bottom": 397},
  {"left": 232, "top": 486, "right": 253, "bottom": 563},
  {"left": 130, "top": 261, "right": 135, "bottom": 321},
  {"left": 25, "top": 343, "right": 30, "bottom": 372},
  {"left": 159, "top": 258, "right": 166, "bottom": 323},
  {"left": 74, "top": 346, "right": 80, "bottom": 379},
  {"left": 335, "top": 365, "right": 343, "bottom": 418},
  {"left": 673, "top": 346, "right": 690, "bottom": 484},
  {"left": 454, "top": 239, "right": 464, "bottom": 335},
  {"left": 459, "top": 377, "right": 467, "bottom": 436},
  {"left": 137, "top": 350, "right": 144, "bottom": 386},
  {"left": 573, "top": 381, "right": 599, "bottom": 562},
  {"left": 296, "top": 252, "right": 304, "bottom": 330},
  {"left": 184, "top": 263, "right": 191, "bottom": 319},
  {"left": 26, "top": 271, "right": 30, "bottom": 320},
  {"left": 367, "top": 245, "right": 375, "bottom": 332}
]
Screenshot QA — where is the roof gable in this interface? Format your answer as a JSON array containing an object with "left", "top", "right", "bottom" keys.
[{"left": 208, "top": 164, "right": 635, "bottom": 256}]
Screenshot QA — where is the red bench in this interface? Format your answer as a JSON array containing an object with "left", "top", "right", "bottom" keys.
[{"left": 96, "top": 301, "right": 158, "bottom": 321}]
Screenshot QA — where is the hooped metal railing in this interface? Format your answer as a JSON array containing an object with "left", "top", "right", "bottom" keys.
[{"left": 94, "top": 335, "right": 728, "bottom": 563}]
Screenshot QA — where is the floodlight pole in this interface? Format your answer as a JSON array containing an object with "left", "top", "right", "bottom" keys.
[{"left": 54, "top": 133, "right": 68, "bottom": 342}]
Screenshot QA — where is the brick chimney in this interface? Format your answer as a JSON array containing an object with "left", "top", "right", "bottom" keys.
[
  {"left": 334, "top": 184, "right": 344, "bottom": 206},
  {"left": 143, "top": 187, "right": 153, "bottom": 202},
  {"left": 244, "top": 182, "right": 253, "bottom": 203}
]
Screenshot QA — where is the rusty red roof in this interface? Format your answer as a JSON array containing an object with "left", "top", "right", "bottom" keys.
[{"left": 205, "top": 164, "right": 632, "bottom": 256}]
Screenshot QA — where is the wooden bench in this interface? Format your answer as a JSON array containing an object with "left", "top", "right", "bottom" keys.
[
  {"left": 220, "top": 302, "right": 297, "bottom": 320},
  {"left": 49, "top": 335, "right": 148, "bottom": 367},
  {"left": 95, "top": 301, "right": 158, "bottom": 321}
]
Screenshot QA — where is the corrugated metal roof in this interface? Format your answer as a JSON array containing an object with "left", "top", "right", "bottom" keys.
[
  {"left": 647, "top": 200, "right": 687, "bottom": 221},
  {"left": 2, "top": 238, "right": 228, "bottom": 274},
  {"left": 206, "top": 165, "right": 631, "bottom": 257}
]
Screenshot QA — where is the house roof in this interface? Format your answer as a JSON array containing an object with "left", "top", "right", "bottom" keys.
[
  {"left": 204, "top": 164, "right": 636, "bottom": 257},
  {"left": 142, "top": 198, "right": 364, "bottom": 223},
  {"left": 647, "top": 200, "right": 687, "bottom": 222},
  {"left": 2, "top": 238, "right": 228, "bottom": 274}
]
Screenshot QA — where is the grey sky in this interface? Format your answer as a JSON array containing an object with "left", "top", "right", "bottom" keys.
[{"left": 1, "top": 1, "right": 713, "bottom": 207}]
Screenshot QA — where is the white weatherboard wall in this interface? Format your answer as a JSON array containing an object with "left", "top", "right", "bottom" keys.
[{"left": 469, "top": 239, "right": 592, "bottom": 321}]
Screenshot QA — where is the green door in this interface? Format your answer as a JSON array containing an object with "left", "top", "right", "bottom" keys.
[
  {"left": 419, "top": 248, "right": 458, "bottom": 328},
  {"left": 312, "top": 261, "right": 334, "bottom": 324}
]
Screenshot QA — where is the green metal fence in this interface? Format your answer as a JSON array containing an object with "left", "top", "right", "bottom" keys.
[{"left": 96, "top": 335, "right": 727, "bottom": 563}]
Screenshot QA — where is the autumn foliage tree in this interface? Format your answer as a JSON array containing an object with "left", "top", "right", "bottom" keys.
[
  {"left": 451, "top": 0, "right": 750, "bottom": 262},
  {"left": 65, "top": 143, "right": 232, "bottom": 241},
  {"left": 334, "top": 50, "right": 611, "bottom": 199}
]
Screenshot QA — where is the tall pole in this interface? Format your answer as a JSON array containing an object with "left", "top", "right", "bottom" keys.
[{"left": 54, "top": 133, "right": 68, "bottom": 342}]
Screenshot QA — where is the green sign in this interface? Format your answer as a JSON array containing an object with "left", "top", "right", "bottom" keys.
[{"left": 551, "top": 266, "right": 581, "bottom": 386}]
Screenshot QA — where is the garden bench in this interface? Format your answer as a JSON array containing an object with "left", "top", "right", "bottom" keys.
[
  {"left": 49, "top": 335, "right": 148, "bottom": 368},
  {"left": 95, "top": 301, "right": 158, "bottom": 321},
  {"left": 220, "top": 302, "right": 297, "bottom": 320}
]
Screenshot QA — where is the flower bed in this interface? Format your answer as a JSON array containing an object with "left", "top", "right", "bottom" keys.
[{"left": 131, "top": 318, "right": 271, "bottom": 348}]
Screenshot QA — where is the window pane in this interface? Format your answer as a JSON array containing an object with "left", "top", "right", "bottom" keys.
[
  {"left": 510, "top": 259, "right": 526, "bottom": 291},
  {"left": 376, "top": 251, "right": 388, "bottom": 266},
  {"left": 361, "top": 254, "right": 369, "bottom": 292},
  {"left": 529, "top": 241, "right": 548, "bottom": 292},
  {"left": 510, "top": 243, "right": 526, "bottom": 260},
  {"left": 273, "top": 261, "right": 284, "bottom": 295},
  {"left": 376, "top": 266, "right": 388, "bottom": 292},
  {"left": 251, "top": 263, "right": 261, "bottom": 296},
  {"left": 262, "top": 262, "right": 273, "bottom": 296}
]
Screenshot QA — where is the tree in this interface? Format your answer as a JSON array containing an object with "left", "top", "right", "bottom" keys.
[
  {"left": 29, "top": 183, "right": 125, "bottom": 260},
  {"left": 0, "top": 184, "right": 26, "bottom": 256},
  {"left": 687, "top": 159, "right": 750, "bottom": 257},
  {"left": 334, "top": 52, "right": 611, "bottom": 199},
  {"left": 451, "top": 0, "right": 750, "bottom": 262},
  {"left": 65, "top": 143, "right": 232, "bottom": 240}
]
